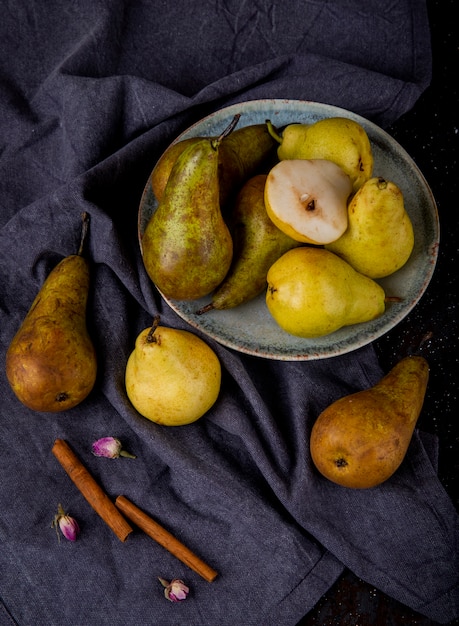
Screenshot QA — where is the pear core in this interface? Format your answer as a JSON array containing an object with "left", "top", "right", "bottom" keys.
[{"left": 264, "top": 159, "right": 352, "bottom": 244}]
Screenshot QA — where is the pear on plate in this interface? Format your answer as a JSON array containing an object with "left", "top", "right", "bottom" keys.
[
  {"left": 151, "top": 137, "right": 199, "bottom": 202},
  {"left": 125, "top": 317, "right": 221, "bottom": 426},
  {"left": 150, "top": 121, "right": 276, "bottom": 208},
  {"left": 326, "top": 177, "right": 415, "bottom": 278},
  {"left": 264, "top": 159, "right": 352, "bottom": 244},
  {"left": 197, "top": 174, "right": 300, "bottom": 313},
  {"left": 266, "top": 247, "right": 386, "bottom": 338},
  {"left": 142, "top": 131, "right": 234, "bottom": 301},
  {"left": 310, "top": 355, "right": 429, "bottom": 488},
  {"left": 267, "top": 117, "right": 373, "bottom": 192}
]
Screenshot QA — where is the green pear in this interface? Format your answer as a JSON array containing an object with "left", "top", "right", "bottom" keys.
[
  {"left": 142, "top": 124, "right": 235, "bottom": 301},
  {"left": 150, "top": 121, "right": 277, "bottom": 208},
  {"left": 217, "top": 122, "right": 277, "bottom": 206},
  {"left": 5, "top": 213, "right": 97, "bottom": 412},
  {"left": 310, "top": 355, "right": 429, "bottom": 488},
  {"left": 125, "top": 316, "right": 221, "bottom": 426},
  {"left": 267, "top": 117, "right": 373, "bottom": 192},
  {"left": 266, "top": 247, "right": 385, "bottom": 337},
  {"left": 151, "top": 137, "right": 200, "bottom": 202},
  {"left": 196, "top": 174, "right": 300, "bottom": 313},
  {"left": 326, "top": 177, "right": 414, "bottom": 278}
]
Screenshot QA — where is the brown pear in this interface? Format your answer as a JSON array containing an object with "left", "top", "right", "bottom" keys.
[
  {"left": 5, "top": 213, "right": 97, "bottom": 412},
  {"left": 310, "top": 356, "right": 429, "bottom": 488}
]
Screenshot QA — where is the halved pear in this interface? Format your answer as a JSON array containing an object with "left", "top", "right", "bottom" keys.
[{"left": 264, "top": 159, "right": 352, "bottom": 245}]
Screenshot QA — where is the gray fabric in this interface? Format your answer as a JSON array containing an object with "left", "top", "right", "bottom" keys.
[{"left": 1, "top": 1, "right": 458, "bottom": 624}]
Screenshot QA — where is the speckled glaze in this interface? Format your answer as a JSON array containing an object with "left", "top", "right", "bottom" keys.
[{"left": 138, "top": 100, "right": 439, "bottom": 360}]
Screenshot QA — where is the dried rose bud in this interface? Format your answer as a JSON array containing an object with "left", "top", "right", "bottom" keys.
[
  {"left": 91, "top": 437, "right": 136, "bottom": 459},
  {"left": 52, "top": 504, "right": 80, "bottom": 542},
  {"left": 158, "top": 578, "right": 190, "bottom": 602}
]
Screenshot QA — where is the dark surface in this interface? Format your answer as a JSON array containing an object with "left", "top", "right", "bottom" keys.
[
  {"left": 299, "top": 0, "right": 459, "bottom": 623},
  {"left": 0, "top": 1, "right": 457, "bottom": 625}
]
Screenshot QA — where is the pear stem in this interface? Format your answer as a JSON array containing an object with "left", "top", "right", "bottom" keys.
[
  {"left": 211, "top": 113, "right": 241, "bottom": 151},
  {"left": 195, "top": 302, "right": 215, "bottom": 315},
  {"left": 119, "top": 450, "right": 137, "bottom": 459},
  {"left": 265, "top": 119, "right": 283, "bottom": 144},
  {"left": 146, "top": 315, "right": 161, "bottom": 343},
  {"left": 385, "top": 296, "right": 403, "bottom": 303},
  {"left": 77, "top": 212, "right": 90, "bottom": 256}
]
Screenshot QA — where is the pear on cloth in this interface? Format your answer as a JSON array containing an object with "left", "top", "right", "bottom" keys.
[
  {"left": 310, "top": 355, "right": 429, "bottom": 488},
  {"left": 5, "top": 213, "right": 97, "bottom": 412},
  {"left": 125, "top": 317, "right": 221, "bottom": 426}
]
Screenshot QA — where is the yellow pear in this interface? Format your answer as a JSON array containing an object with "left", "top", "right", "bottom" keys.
[
  {"left": 310, "top": 355, "right": 429, "bottom": 488},
  {"left": 125, "top": 317, "right": 221, "bottom": 426},
  {"left": 266, "top": 247, "right": 385, "bottom": 337},
  {"left": 264, "top": 159, "right": 352, "bottom": 244},
  {"left": 268, "top": 117, "right": 373, "bottom": 192},
  {"left": 326, "top": 177, "right": 414, "bottom": 278}
]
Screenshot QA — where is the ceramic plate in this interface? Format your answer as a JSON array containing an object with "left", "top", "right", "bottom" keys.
[{"left": 138, "top": 100, "right": 439, "bottom": 360}]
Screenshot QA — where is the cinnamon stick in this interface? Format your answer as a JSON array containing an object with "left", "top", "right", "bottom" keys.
[
  {"left": 52, "top": 439, "right": 133, "bottom": 542},
  {"left": 115, "top": 495, "right": 218, "bottom": 582}
]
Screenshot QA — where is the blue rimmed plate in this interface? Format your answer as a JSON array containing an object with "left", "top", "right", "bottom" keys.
[{"left": 138, "top": 99, "right": 439, "bottom": 360}]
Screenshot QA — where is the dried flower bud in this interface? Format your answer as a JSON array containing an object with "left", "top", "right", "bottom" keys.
[
  {"left": 158, "top": 578, "right": 190, "bottom": 602},
  {"left": 52, "top": 504, "right": 80, "bottom": 542},
  {"left": 91, "top": 437, "right": 136, "bottom": 459}
]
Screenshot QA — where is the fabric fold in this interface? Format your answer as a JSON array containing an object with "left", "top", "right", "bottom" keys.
[{"left": 1, "top": 1, "right": 457, "bottom": 624}]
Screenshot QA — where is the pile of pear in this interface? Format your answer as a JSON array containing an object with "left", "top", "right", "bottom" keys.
[{"left": 142, "top": 114, "right": 415, "bottom": 339}]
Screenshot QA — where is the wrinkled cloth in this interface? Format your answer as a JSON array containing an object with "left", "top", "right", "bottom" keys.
[{"left": 1, "top": 1, "right": 458, "bottom": 625}]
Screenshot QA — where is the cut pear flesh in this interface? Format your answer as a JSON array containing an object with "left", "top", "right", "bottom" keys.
[{"left": 265, "top": 159, "right": 352, "bottom": 244}]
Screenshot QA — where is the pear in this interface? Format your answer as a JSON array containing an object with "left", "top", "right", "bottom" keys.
[
  {"left": 217, "top": 122, "right": 277, "bottom": 207},
  {"left": 266, "top": 247, "right": 385, "bottom": 338},
  {"left": 196, "top": 175, "right": 301, "bottom": 314},
  {"left": 264, "top": 159, "right": 352, "bottom": 244},
  {"left": 267, "top": 117, "right": 373, "bottom": 192},
  {"left": 151, "top": 136, "right": 199, "bottom": 202},
  {"left": 142, "top": 121, "right": 236, "bottom": 301},
  {"left": 151, "top": 120, "right": 277, "bottom": 208},
  {"left": 326, "top": 177, "right": 415, "bottom": 278},
  {"left": 5, "top": 213, "right": 97, "bottom": 412},
  {"left": 125, "top": 316, "right": 221, "bottom": 426},
  {"left": 310, "top": 355, "right": 429, "bottom": 489}
]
